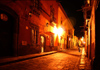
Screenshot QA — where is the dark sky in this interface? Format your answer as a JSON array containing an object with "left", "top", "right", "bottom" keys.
[{"left": 59, "top": 0, "right": 84, "bottom": 38}]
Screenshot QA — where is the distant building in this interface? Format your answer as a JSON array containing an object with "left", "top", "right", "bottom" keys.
[
  {"left": 0, "top": 0, "right": 74, "bottom": 58},
  {"left": 73, "top": 36, "right": 79, "bottom": 49}
]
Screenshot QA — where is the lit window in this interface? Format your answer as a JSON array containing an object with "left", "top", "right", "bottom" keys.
[{"left": 0, "top": 13, "right": 8, "bottom": 21}]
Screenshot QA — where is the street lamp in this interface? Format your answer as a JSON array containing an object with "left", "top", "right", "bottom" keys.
[
  {"left": 53, "top": 26, "right": 63, "bottom": 36},
  {"left": 80, "top": 36, "right": 85, "bottom": 47},
  {"left": 58, "top": 27, "right": 63, "bottom": 36},
  {"left": 53, "top": 26, "right": 58, "bottom": 35},
  {"left": 81, "top": 38, "right": 83, "bottom": 41}
]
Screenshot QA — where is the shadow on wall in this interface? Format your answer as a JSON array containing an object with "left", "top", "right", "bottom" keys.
[{"left": 18, "top": 44, "right": 41, "bottom": 56}]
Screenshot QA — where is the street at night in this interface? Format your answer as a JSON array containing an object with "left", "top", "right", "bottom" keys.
[
  {"left": 0, "top": 48, "right": 91, "bottom": 70},
  {"left": 0, "top": 53, "right": 79, "bottom": 70},
  {"left": 0, "top": 49, "right": 91, "bottom": 70},
  {"left": 0, "top": 0, "right": 100, "bottom": 70}
]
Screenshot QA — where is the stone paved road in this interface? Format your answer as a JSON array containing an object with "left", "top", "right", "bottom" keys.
[{"left": 0, "top": 53, "right": 80, "bottom": 70}]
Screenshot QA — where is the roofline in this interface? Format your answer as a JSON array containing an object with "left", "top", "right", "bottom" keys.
[{"left": 58, "top": 3, "right": 74, "bottom": 30}]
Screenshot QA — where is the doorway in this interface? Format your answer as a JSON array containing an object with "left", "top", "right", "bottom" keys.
[
  {"left": 40, "top": 36, "right": 45, "bottom": 53},
  {"left": 0, "top": 10, "right": 14, "bottom": 57},
  {"left": 0, "top": 5, "right": 19, "bottom": 57},
  {"left": 67, "top": 36, "right": 69, "bottom": 49}
]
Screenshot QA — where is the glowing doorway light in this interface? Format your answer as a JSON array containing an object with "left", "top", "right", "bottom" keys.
[{"left": 41, "top": 36, "right": 44, "bottom": 53}]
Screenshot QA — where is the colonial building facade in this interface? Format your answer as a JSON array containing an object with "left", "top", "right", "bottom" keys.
[
  {"left": 83, "top": 0, "right": 99, "bottom": 69},
  {"left": 58, "top": 3, "right": 74, "bottom": 50},
  {"left": 0, "top": 0, "right": 74, "bottom": 57}
]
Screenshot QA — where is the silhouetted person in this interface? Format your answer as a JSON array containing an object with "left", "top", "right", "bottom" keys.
[{"left": 77, "top": 43, "right": 80, "bottom": 52}]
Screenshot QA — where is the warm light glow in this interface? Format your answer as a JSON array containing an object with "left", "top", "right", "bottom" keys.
[
  {"left": 87, "top": 0, "right": 90, "bottom": 4},
  {"left": 83, "top": 41, "right": 85, "bottom": 44},
  {"left": 0, "top": 13, "right": 8, "bottom": 21},
  {"left": 82, "top": 48, "right": 85, "bottom": 55},
  {"left": 58, "top": 27, "right": 63, "bottom": 36},
  {"left": 41, "top": 36, "right": 44, "bottom": 53},
  {"left": 69, "top": 38, "right": 71, "bottom": 41},
  {"left": 53, "top": 26, "right": 64, "bottom": 37},
  {"left": 53, "top": 26, "right": 58, "bottom": 35},
  {"left": 81, "top": 38, "right": 83, "bottom": 41},
  {"left": 41, "top": 36, "right": 44, "bottom": 43},
  {"left": 41, "top": 47, "right": 44, "bottom": 53},
  {"left": 80, "top": 36, "right": 84, "bottom": 41}
]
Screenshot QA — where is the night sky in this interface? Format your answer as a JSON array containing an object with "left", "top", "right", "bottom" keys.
[{"left": 59, "top": 0, "right": 84, "bottom": 38}]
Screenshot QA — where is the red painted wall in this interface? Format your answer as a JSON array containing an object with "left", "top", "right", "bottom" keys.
[{"left": 0, "top": 0, "right": 59, "bottom": 56}]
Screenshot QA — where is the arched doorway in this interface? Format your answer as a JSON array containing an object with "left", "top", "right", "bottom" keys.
[
  {"left": 0, "top": 5, "right": 19, "bottom": 57},
  {"left": 40, "top": 35, "right": 46, "bottom": 53}
]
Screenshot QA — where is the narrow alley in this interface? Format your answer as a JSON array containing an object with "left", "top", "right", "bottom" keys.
[{"left": 0, "top": 0, "right": 100, "bottom": 70}]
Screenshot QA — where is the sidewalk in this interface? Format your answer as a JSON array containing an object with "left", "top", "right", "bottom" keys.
[
  {"left": 59, "top": 48, "right": 91, "bottom": 70},
  {"left": 78, "top": 48, "right": 91, "bottom": 70},
  {"left": 58, "top": 49, "right": 82, "bottom": 56},
  {"left": 0, "top": 51, "right": 57, "bottom": 66},
  {"left": 0, "top": 49, "right": 92, "bottom": 70}
]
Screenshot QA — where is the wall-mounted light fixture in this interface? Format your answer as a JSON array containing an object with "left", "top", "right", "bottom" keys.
[
  {"left": 29, "top": 11, "right": 32, "bottom": 17},
  {"left": 69, "top": 38, "right": 71, "bottom": 41},
  {"left": 46, "top": 23, "right": 48, "bottom": 27}
]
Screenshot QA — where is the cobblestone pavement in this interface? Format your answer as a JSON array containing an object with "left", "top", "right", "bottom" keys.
[
  {"left": 0, "top": 53, "right": 80, "bottom": 70},
  {"left": 85, "top": 58, "right": 91, "bottom": 70}
]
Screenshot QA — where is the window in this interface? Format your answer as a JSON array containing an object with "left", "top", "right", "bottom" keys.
[
  {"left": 50, "top": 35, "right": 54, "bottom": 46},
  {"left": 33, "top": 0, "right": 39, "bottom": 9},
  {"left": 50, "top": 5, "right": 55, "bottom": 23},
  {"left": 0, "top": 13, "right": 8, "bottom": 21},
  {"left": 30, "top": 0, "right": 40, "bottom": 17},
  {"left": 31, "top": 24, "right": 39, "bottom": 45}
]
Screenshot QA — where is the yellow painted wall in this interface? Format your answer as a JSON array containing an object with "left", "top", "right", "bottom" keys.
[{"left": 58, "top": 3, "right": 74, "bottom": 49}]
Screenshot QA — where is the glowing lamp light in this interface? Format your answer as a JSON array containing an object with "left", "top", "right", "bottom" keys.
[
  {"left": 69, "top": 38, "right": 71, "bottom": 41},
  {"left": 87, "top": 0, "right": 90, "bottom": 4},
  {"left": 53, "top": 26, "right": 63, "bottom": 37},
  {"left": 81, "top": 38, "right": 83, "bottom": 41},
  {"left": 58, "top": 27, "right": 63, "bottom": 36},
  {"left": 53, "top": 26, "right": 58, "bottom": 35}
]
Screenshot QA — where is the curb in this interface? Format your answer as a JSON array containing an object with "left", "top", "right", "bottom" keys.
[
  {"left": 79, "top": 48, "right": 86, "bottom": 70},
  {"left": 0, "top": 51, "right": 57, "bottom": 66}
]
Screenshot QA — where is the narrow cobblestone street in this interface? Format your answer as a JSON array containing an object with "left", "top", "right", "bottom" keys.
[{"left": 0, "top": 52, "right": 80, "bottom": 70}]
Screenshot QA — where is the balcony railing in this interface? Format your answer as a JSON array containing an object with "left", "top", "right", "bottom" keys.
[
  {"left": 50, "top": 17, "right": 56, "bottom": 26},
  {"left": 30, "top": 1, "right": 42, "bottom": 17}
]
